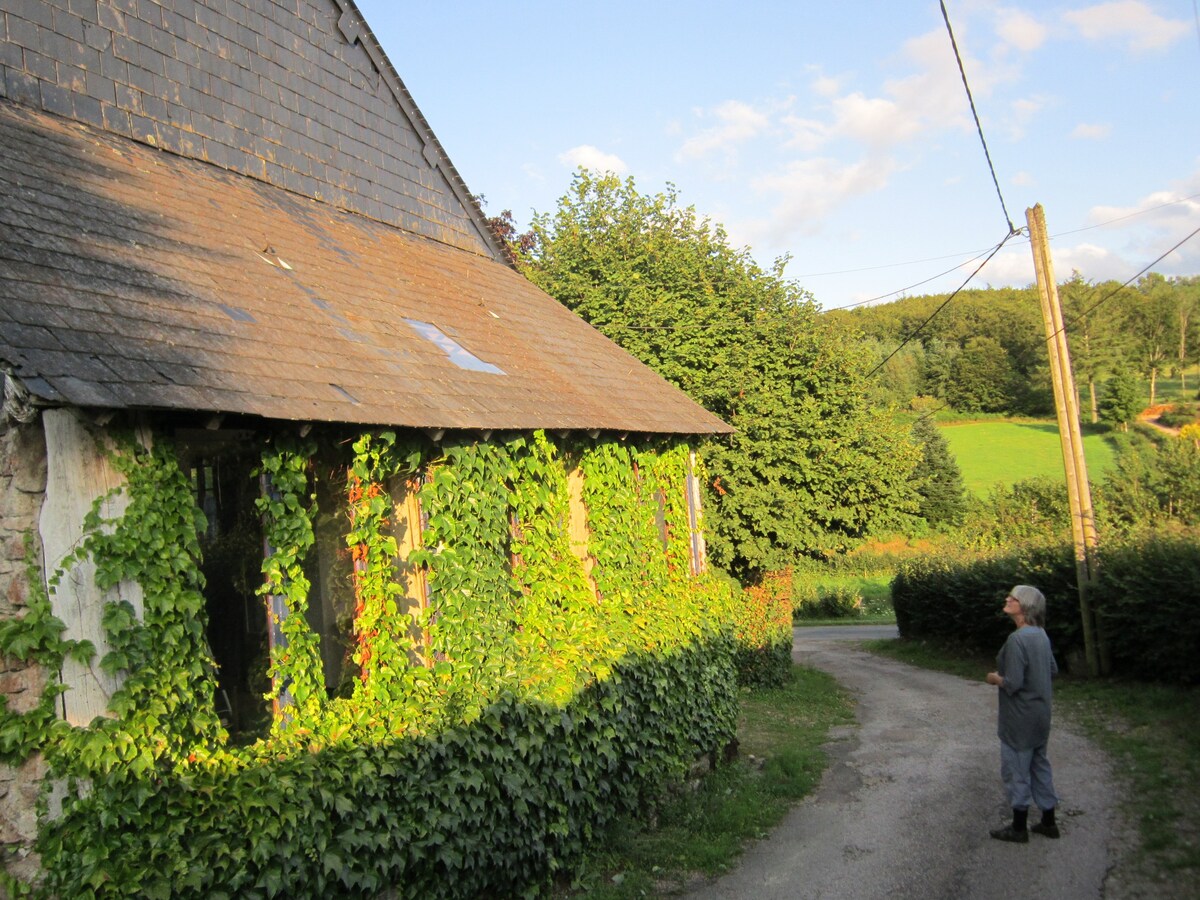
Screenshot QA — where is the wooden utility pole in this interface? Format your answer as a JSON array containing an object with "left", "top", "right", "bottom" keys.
[{"left": 1027, "top": 204, "right": 1102, "bottom": 676}]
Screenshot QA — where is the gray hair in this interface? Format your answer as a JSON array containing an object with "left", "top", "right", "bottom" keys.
[{"left": 1010, "top": 584, "right": 1046, "bottom": 627}]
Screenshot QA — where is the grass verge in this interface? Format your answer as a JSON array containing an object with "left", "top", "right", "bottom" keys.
[
  {"left": 864, "top": 637, "right": 1200, "bottom": 893},
  {"left": 564, "top": 666, "right": 853, "bottom": 898}
]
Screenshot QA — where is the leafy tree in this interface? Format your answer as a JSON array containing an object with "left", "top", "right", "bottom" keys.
[
  {"left": 919, "top": 337, "right": 960, "bottom": 403},
  {"left": 1100, "top": 368, "right": 1142, "bottom": 431},
  {"left": 1132, "top": 273, "right": 1178, "bottom": 406},
  {"left": 859, "top": 337, "right": 925, "bottom": 409},
  {"left": 909, "top": 416, "right": 967, "bottom": 529},
  {"left": 945, "top": 336, "right": 1017, "bottom": 413},
  {"left": 519, "top": 171, "right": 920, "bottom": 578},
  {"left": 1171, "top": 275, "right": 1200, "bottom": 394},
  {"left": 1100, "top": 430, "right": 1200, "bottom": 530},
  {"left": 1060, "top": 274, "right": 1132, "bottom": 423}
]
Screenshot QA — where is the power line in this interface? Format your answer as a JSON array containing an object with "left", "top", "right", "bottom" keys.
[
  {"left": 795, "top": 193, "right": 1198, "bottom": 280},
  {"left": 1054, "top": 223, "right": 1200, "bottom": 338},
  {"left": 866, "top": 230, "right": 1020, "bottom": 377},
  {"left": 822, "top": 246, "right": 1002, "bottom": 311},
  {"left": 1051, "top": 192, "right": 1200, "bottom": 238},
  {"left": 941, "top": 0, "right": 1016, "bottom": 235}
]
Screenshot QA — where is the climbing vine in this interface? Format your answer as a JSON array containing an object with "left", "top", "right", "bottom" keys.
[
  {"left": 0, "top": 537, "right": 77, "bottom": 764},
  {"left": 50, "top": 437, "right": 224, "bottom": 778},
  {"left": 256, "top": 436, "right": 327, "bottom": 733},
  {"left": 1, "top": 425, "right": 758, "bottom": 898},
  {"left": 416, "top": 437, "right": 523, "bottom": 719},
  {"left": 343, "top": 430, "right": 428, "bottom": 729}
]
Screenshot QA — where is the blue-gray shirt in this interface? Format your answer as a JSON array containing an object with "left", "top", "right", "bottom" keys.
[{"left": 996, "top": 625, "right": 1057, "bottom": 750}]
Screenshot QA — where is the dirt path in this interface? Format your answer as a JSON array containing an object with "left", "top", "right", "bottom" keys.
[{"left": 686, "top": 627, "right": 1123, "bottom": 900}]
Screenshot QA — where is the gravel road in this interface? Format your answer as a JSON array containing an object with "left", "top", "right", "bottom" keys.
[{"left": 685, "top": 625, "right": 1124, "bottom": 900}]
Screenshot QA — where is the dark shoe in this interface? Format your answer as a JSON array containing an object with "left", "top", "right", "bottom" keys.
[
  {"left": 990, "top": 825, "right": 1029, "bottom": 843},
  {"left": 1031, "top": 821, "right": 1061, "bottom": 839}
]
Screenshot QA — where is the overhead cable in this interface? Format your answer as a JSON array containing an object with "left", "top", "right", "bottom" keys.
[
  {"left": 866, "top": 230, "right": 1020, "bottom": 378},
  {"left": 1053, "top": 223, "right": 1200, "bottom": 339},
  {"left": 822, "top": 246, "right": 1001, "bottom": 311},
  {"left": 940, "top": 0, "right": 1016, "bottom": 235}
]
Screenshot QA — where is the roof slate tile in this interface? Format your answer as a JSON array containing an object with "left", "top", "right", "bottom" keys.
[{"left": 0, "top": 102, "right": 730, "bottom": 436}]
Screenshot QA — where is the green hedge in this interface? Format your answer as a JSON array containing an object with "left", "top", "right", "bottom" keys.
[
  {"left": 37, "top": 643, "right": 736, "bottom": 899},
  {"left": 1089, "top": 533, "right": 1200, "bottom": 683},
  {"left": 892, "top": 542, "right": 1078, "bottom": 657},
  {"left": 892, "top": 531, "right": 1200, "bottom": 683}
]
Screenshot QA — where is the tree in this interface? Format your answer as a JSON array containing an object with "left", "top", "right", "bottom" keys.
[
  {"left": 909, "top": 416, "right": 967, "bottom": 529},
  {"left": 1132, "top": 274, "right": 1178, "bottom": 407},
  {"left": 1101, "top": 430, "right": 1200, "bottom": 530},
  {"left": 519, "top": 171, "right": 920, "bottom": 578},
  {"left": 945, "top": 336, "right": 1017, "bottom": 413},
  {"left": 1060, "top": 274, "right": 1133, "bottom": 424},
  {"left": 1099, "top": 368, "right": 1142, "bottom": 431},
  {"left": 1171, "top": 276, "right": 1200, "bottom": 394}
]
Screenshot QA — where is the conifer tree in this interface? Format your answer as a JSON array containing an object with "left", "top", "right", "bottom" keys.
[{"left": 909, "top": 416, "right": 968, "bottom": 529}]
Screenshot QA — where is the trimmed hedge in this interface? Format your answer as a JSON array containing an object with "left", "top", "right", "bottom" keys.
[
  {"left": 892, "top": 530, "right": 1200, "bottom": 683},
  {"left": 1090, "top": 533, "right": 1200, "bottom": 683}
]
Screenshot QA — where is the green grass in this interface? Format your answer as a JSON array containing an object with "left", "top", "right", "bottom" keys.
[
  {"left": 864, "top": 638, "right": 1200, "bottom": 891},
  {"left": 564, "top": 667, "right": 853, "bottom": 898},
  {"left": 940, "top": 419, "right": 1117, "bottom": 497}
]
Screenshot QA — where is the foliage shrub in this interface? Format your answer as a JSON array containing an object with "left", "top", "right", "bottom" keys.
[
  {"left": 734, "top": 570, "right": 795, "bottom": 687},
  {"left": 0, "top": 429, "right": 746, "bottom": 897},
  {"left": 957, "top": 477, "right": 1073, "bottom": 551},
  {"left": 1099, "top": 430, "right": 1200, "bottom": 531},
  {"left": 891, "top": 543, "right": 1081, "bottom": 660},
  {"left": 1156, "top": 404, "right": 1198, "bottom": 429},
  {"left": 794, "top": 586, "right": 863, "bottom": 620},
  {"left": 892, "top": 530, "right": 1200, "bottom": 683}
]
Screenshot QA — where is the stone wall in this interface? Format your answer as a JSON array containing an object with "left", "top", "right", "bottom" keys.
[{"left": 0, "top": 414, "right": 49, "bottom": 882}]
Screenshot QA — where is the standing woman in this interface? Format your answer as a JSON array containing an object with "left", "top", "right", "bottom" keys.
[{"left": 985, "top": 585, "right": 1060, "bottom": 842}]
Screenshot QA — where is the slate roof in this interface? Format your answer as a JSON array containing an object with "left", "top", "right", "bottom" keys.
[{"left": 0, "top": 101, "right": 732, "bottom": 434}]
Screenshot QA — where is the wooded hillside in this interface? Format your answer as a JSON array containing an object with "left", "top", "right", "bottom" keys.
[{"left": 826, "top": 274, "right": 1200, "bottom": 422}]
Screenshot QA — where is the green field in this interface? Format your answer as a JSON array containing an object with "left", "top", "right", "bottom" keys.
[{"left": 940, "top": 420, "right": 1117, "bottom": 497}]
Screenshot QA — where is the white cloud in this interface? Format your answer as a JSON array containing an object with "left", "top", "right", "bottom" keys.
[
  {"left": 1005, "top": 96, "right": 1047, "bottom": 140},
  {"left": 995, "top": 8, "right": 1048, "bottom": 52},
  {"left": 1063, "top": 1, "right": 1189, "bottom": 52},
  {"left": 1045, "top": 242, "right": 1127, "bottom": 280},
  {"left": 1089, "top": 173, "right": 1200, "bottom": 233},
  {"left": 558, "top": 145, "right": 628, "bottom": 175},
  {"left": 1071, "top": 171, "right": 1200, "bottom": 277},
  {"left": 1071, "top": 123, "right": 1112, "bottom": 140},
  {"left": 886, "top": 29, "right": 975, "bottom": 132},
  {"left": 781, "top": 115, "right": 829, "bottom": 153},
  {"left": 973, "top": 246, "right": 1038, "bottom": 287},
  {"left": 676, "top": 100, "right": 773, "bottom": 161},
  {"left": 750, "top": 156, "right": 897, "bottom": 240},
  {"left": 812, "top": 74, "right": 842, "bottom": 99},
  {"left": 829, "top": 92, "right": 922, "bottom": 148}
]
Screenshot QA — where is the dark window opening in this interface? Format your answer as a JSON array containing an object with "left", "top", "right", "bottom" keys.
[{"left": 180, "top": 434, "right": 271, "bottom": 740}]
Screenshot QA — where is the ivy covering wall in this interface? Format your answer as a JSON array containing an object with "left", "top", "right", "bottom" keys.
[{"left": 0, "top": 425, "right": 782, "bottom": 898}]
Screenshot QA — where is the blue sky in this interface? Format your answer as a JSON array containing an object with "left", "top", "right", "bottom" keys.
[{"left": 355, "top": 1, "right": 1200, "bottom": 311}]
